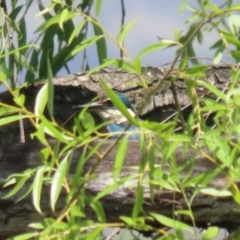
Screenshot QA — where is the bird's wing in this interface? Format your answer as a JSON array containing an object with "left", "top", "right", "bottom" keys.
[{"left": 107, "top": 123, "right": 140, "bottom": 140}]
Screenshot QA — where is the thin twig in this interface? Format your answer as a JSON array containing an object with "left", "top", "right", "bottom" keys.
[
  {"left": 170, "top": 81, "right": 186, "bottom": 129},
  {"left": 120, "top": 0, "right": 125, "bottom": 58},
  {"left": 1, "top": 0, "right": 25, "bottom": 142},
  {"left": 105, "top": 228, "right": 121, "bottom": 240}
]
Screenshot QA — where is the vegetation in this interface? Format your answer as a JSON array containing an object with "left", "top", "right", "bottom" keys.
[{"left": 1, "top": 0, "right": 240, "bottom": 239}]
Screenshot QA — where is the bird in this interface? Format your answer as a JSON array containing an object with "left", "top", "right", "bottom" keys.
[{"left": 73, "top": 93, "right": 140, "bottom": 139}]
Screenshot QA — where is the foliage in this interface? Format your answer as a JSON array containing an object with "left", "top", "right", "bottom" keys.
[{"left": 0, "top": 0, "right": 240, "bottom": 239}]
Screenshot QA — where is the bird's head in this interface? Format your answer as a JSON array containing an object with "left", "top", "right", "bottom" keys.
[{"left": 74, "top": 93, "right": 135, "bottom": 124}]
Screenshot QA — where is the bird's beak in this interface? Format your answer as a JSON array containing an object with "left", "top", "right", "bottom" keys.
[{"left": 73, "top": 101, "right": 106, "bottom": 110}]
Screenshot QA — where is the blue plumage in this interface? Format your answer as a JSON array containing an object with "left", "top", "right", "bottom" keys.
[
  {"left": 107, "top": 122, "right": 140, "bottom": 139},
  {"left": 74, "top": 93, "right": 140, "bottom": 139}
]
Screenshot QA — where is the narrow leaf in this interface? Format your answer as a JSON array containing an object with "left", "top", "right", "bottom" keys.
[
  {"left": 151, "top": 213, "right": 190, "bottom": 230},
  {"left": 65, "top": 35, "right": 103, "bottom": 60},
  {"left": 0, "top": 115, "right": 28, "bottom": 126},
  {"left": 132, "top": 184, "right": 143, "bottom": 218},
  {"left": 34, "top": 83, "right": 48, "bottom": 123},
  {"left": 90, "top": 201, "right": 106, "bottom": 223},
  {"left": 202, "top": 226, "right": 219, "bottom": 240},
  {"left": 118, "top": 19, "right": 138, "bottom": 45},
  {"left": 68, "top": 20, "right": 87, "bottom": 45},
  {"left": 11, "top": 232, "right": 39, "bottom": 240},
  {"left": 47, "top": 55, "right": 54, "bottom": 118},
  {"left": 101, "top": 80, "right": 138, "bottom": 126},
  {"left": 33, "top": 167, "right": 46, "bottom": 214},
  {"left": 95, "top": 0, "right": 102, "bottom": 16},
  {"left": 93, "top": 21, "right": 107, "bottom": 64},
  {"left": 2, "top": 176, "right": 29, "bottom": 199},
  {"left": 51, "top": 154, "right": 69, "bottom": 211},
  {"left": 114, "top": 137, "right": 128, "bottom": 181},
  {"left": 139, "top": 42, "right": 179, "bottom": 58},
  {"left": 59, "top": 8, "right": 68, "bottom": 30}
]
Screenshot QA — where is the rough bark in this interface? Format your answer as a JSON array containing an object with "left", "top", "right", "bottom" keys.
[
  {"left": 0, "top": 64, "right": 233, "bottom": 144},
  {"left": 0, "top": 139, "right": 239, "bottom": 238}
]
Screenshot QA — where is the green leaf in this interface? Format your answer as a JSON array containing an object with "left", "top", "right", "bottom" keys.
[
  {"left": 93, "top": 21, "right": 107, "bottom": 64},
  {"left": 90, "top": 201, "right": 106, "bottom": 223},
  {"left": 35, "top": 11, "right": 78, "bottom": 32},
  {"left": 34, "top": 83, "right": 48, "bottom": 123},
  {"left": 94, "top": 182, "right": 121, "bottom": 201},
  {"left": 2, "top": 176, "right": 29, "bottom": 199},
  {"left": 201, "top": 99, "right": 227, "bottom": 112},
  {"left": 151, "top": 213, "right": 190, "bottom": 230},
  {"left": 70, "top": 204, "right": 85, "bottom": 217},
  {"left": 202, "top": 226, "right": 219, "bottom": 240},
  {"left": 230, "top": 183, "right": 240, "bottom": 204},
  {"left": 47, "top": 55, "right": 54, "bottom": 118},
  {"left": 0, "top": 71, "right": 7, "bottom": 81},
  {"left": 59, "top": 8, "right": 69, "bottom": 30},
  {"left": 187, "top": 43, "right": 198, "bottom": 64},
  {"left": 139, "top": 42, "right": 179, "bottom": 58},
  {"left": 95, "top": 0, "right": 103, "bottom": 16},
  {"left": 186, "top": 65, "right": 209, "bottom": 75},
  {"left": 223, "top": 33, "right": 240, "bottom": 48},
  {"left": 68, "top": 20, "right": 87, "bottom": 45},
  {"left": 35, "top": 3, "right": 55, "bottom": 17},
  {"left": 118, "top": 19, "right": 138, "bottom": 45},
  {"left": 110, "top": 59, "right": 135, "bottom": 72},
  {"left": 16, "top": 184, "right": 33, "bottom": 203},
  {"left": 65, "top": 35, "right": 103, "bottom": 60},
  {"left": 51, "top": 221, "right": 68, "bottom": 230},
  {"left": 5, "top": 15, "right": 21, "bottom": 35},
  {"left": 87, "top": 58, "right": 119, "bottom": 75},
  {"left": 231, "top": 50, "right": 240, "bottom": 62},
  {"left": 196, "top": 80, "right": 226, "bottom": 101},
  {"left": 28, "top": 222, "right": 44, "bottom": 230},
  {"left": 10, "top": 232, "right": 39, "bottom": 240},
  {"left": 210, "top": 39, "right": 224, "bottom": 50},
  {"left": 13, "top": 50, "right": 35, "bottom": 74},
  {"left": 33, "top": 167, "right": 46, "bottom": 214},
  {"left": 0, "top": 44, "right": 39, "bottom": 59},
  {"left": 81, "top": 112, "right": 95, "bottom": 130},
  {"left": 120, "top": 216, "right": 135, "bottom": 226},
  {"left": 196, "top": 29, "right": 203, "bottom": 44},
  {"left": 200, "top": 188, "right": 231, "bottom": 197},
  {"left": 114, "top": 137, "right": 128, "bottom": 181},
  {"left": 134, "top": 56, "right": 141, "bottom": 74},
  {"left": 0, "top": 115, "right": 28, "bottom": 126},
  {"left": 26, "top": 49, "right": 39, "bottom": 83},
  {"left": 39, "top": 116, "right": 72, "bottom": 143},
  {"left": 14, "top": 94, "right": 25, "bottom": 107},
  {"left": 213, "top": 51, "right": 223, "bottom": 65},
  {"left": 101, "top": 80, "right": 139, "bottom": 126},
  {"left": 94, "top": 176, "right": 134, "bottom": 201},
  {"left": 86, "top": 227, "right": 104, "bottom": 240},
  {"left": 132, "top": 184, "right": 143, "bottom": 218},
  {"left": 18, "top": 18, "right": 27, "bottom": 50},
  {"left": 51, "top": 153, "right": 69, "bottom": 211},
  {"left": 228, "top": 15, "right": 240, "bottom": 27}
]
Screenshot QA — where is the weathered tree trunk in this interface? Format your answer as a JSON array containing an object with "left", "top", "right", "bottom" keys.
[
  {"left": 0, "top": 64, "right": 232, "bottom": 144},
  {"left": 0, "top": 139, "right": 239, "bottom": 238},
  {"left": 0, "top": 64, "right": 238, "bottom": 238}
]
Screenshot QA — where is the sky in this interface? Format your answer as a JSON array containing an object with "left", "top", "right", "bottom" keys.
[{"left": 6, "top": 0, "right": 232, "bottom": 81}]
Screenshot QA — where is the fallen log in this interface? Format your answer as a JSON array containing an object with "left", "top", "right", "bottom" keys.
[
  {"left": 0, "top": 139, "right": 239, "bottom": 238},
  {"left": 0, "top": 64, "right": 234, "bottom": 144}
]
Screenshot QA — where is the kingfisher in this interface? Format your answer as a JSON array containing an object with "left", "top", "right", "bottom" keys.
[{"left": 73, "top": 93, "right": 140, "bottom": 139}]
